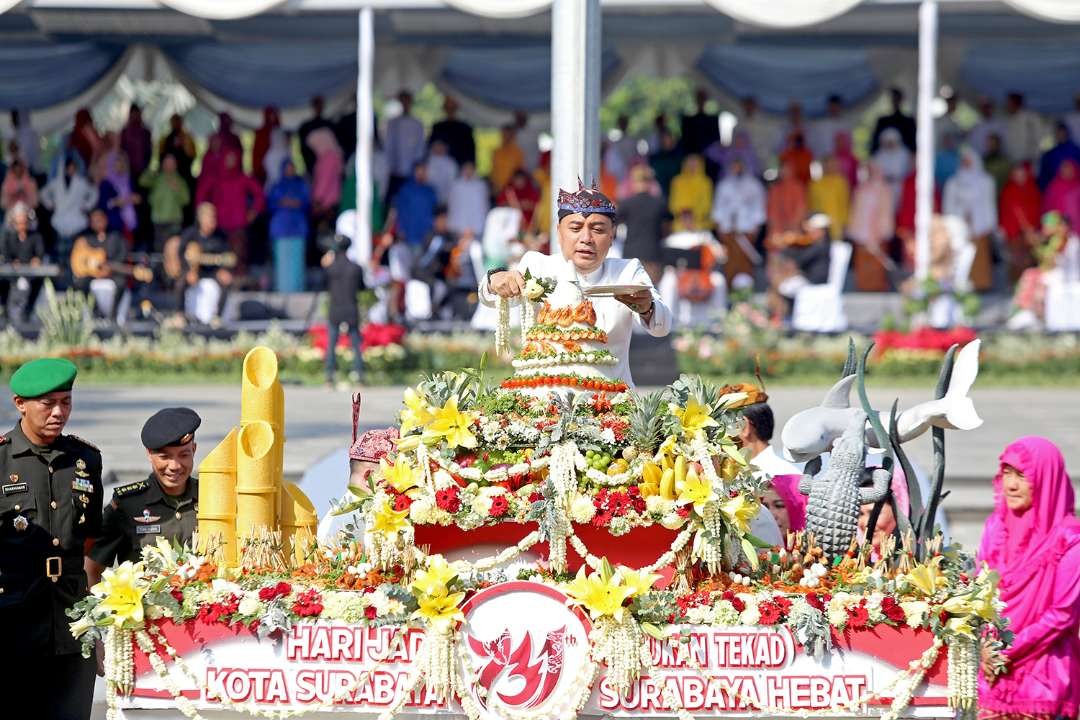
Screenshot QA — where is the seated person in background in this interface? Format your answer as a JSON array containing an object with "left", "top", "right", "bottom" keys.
[
  {"left": 1009, "top": 211, "right": 1080, "bottom": 330},
  {"left": 71, "top": 208, "right": 128, "bottom": 322},
  {"left": 179, "top": 202, "right": 233, "bottom": 325},
  {"left": 321, "top": 234, "right": 366, "bottom": 387},
  {"left": 415, "top": 207, "right": 484, "bottom": 320},
  {"left": 766, "top": 212, "right": 832, "bottom": 321},
  {"left": 0, "top": 201, "right": 45, "bottom": 323}
]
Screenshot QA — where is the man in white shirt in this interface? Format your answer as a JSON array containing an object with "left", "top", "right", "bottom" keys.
[
  {"left": 447, "top": 162, "right": 490, "bottom": 238},
  {"left": 711, "top": 158, "right": 766, "bottom": 283},
  {"left": 425, "top": 140, "right": 458, "bottom": 205},
  {"left": 736, "top": 96, "right": 780, "bottom": 172},
  {"left": 1004, "top": 92, "right": 1046, "bottom": 164},
  {"left": 514, "top": 110, "right": 542, "bottom": 173},
  {"left": 934, "top": 93, "right": 962, "bottom": 151},
  {"left": 967, "top": 96, "right": 1006, "bottom": 157},
  {"left": 385, "top": 90, "right": 426, "bottom": 200},
  {"left": 809, "top": 95, "right": 849, "bottom": 160}
]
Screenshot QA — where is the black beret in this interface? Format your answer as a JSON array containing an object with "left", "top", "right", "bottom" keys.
[{"left": 141, "top": 407, "right": 201, "bottom": 450}]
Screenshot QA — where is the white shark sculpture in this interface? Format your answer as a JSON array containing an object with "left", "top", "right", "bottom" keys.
[{"left": 781, "top": 339, "right": 983, "bottom": 463}]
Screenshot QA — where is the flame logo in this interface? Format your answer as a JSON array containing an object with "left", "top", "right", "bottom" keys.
[{"left": 466, "top": 626, "right": 566, "bottom": 709}]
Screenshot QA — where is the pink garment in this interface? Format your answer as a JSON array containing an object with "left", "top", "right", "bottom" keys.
[
  {"left": 306, "top": 128, "right": 343, "bottom": 211},
  {"left": 977, "top": 436, "right": 1080, "bottom": 718},
  {"left": 1, "top": 171, "right": 38, "bottom": 210},
  {"left": 195, "top": 149, "right": 265, "bottom": 232},
  {"left": 769, "top": 474, "right": 807, "bottom": 532},
  {"left": 833, "top": 131, "right": 859, "bottom": 190},
  {"left": 1043, "top": 159, "right": 1080, "bottom": 231}
]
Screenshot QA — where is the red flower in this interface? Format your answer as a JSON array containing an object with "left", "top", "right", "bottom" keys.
[
  {"left": 846, "top": 603, "right": 870, "bottom": 630},
  {"left": 364, "top": 606, "right": 378, "bottom": 620},
  {"left": 292, "top": 589, "right": 324, "bottom": 617},
  {"left": 258, "top": 581, "right": 292, "bottom": 601},
  {"left": 805, "top": 593, "right": 825, "bottom": 612},
  {"left": 528, "top": 491, "right": 544, "bottom": 504},
  {"left": 489, "top": 495, "right": 510, "bottom": 518},
  {"left": 880, "top": 596, "right": 906, "bottom": 623},
  {"left": 721, "top": 590, "right": 746, "bottom": 613},
  {"left": 773, "top": 596, "right": 793, "bottom": 614},
  {"left": 392, "top": 493, "right": 413, "bottom": 512},
  {"left": 198, "top": 594, "right": 240, "bottom": 624},
  {"left": 591, "top": 510, "right": 614, "bottom": 528},
  {"left": 170, "top": 588, "right": 184, "bottom": 603},
  {"left": 435, "top": 486, "right": 461, "bottom": 513},
  {"left": 676, "top": 506, "right": 692, "bottom": 518},
  {"left": 758, "top": 601, "right": 782, "bottom": 625}
]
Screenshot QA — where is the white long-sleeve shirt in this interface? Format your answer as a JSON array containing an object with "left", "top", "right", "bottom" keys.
[
  {"left": 711, "top": 174, "right": 766, "bottom": 234},
  {"left": 40, "top": 175, "right": 97, "bottom": 238},
  {"left": 479, "top": 250, "right": 673, "bottom": 389},
  {"left": 385, "top": 113, "right": 425, "bottom": 177}
]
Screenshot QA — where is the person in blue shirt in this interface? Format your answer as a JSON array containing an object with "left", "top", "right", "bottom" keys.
[
  {"left": 391, "top": 162, "right": 437, "bottom": 250},
  {"left": 266, "top": 158, "right": 310, "bottom": 292}
]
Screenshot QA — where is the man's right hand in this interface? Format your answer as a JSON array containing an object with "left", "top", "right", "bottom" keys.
[{"left": 488, "top": 270, "right": 526, "bottom": 298}]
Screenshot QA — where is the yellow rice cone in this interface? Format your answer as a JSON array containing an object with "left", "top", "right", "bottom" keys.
[
  {"left": 197, "top": 427, "right": 239, "bottom": 565},
  {"left": 281, "top": 482, "right": 317, "bottom": 566},
  {"left": 235, "top": 421, "right": 278, "bottom": 539}
]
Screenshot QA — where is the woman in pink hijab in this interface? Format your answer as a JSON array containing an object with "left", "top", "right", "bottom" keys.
[
  {"left": 306, "top": 127, "right": 344, "bottom": 230},
  {"left": 1042, "top": 159, "right": 1080, "bottom": 231},
  {"left": 762, "top": 474, "right": 807, "bottom": 536},
  {"left": 978, "top": 436, "right": 1080, "bottom": 720},
  {"left": 832, "top": 131, "right": 859, "bottom": 191}
]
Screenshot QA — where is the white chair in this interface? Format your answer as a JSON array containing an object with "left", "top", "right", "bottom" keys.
[{"left": 791, "top": 241, "right": 852, "bottom": 332}]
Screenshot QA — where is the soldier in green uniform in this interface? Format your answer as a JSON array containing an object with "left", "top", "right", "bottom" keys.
[
  {"left": 87, "top": 407, "right": 201, "bottom": 582},
  {"left": 0, "top": 358, "right": 102, "bottom": 720}
]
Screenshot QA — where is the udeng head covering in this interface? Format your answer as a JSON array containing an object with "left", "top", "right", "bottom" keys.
[{"left": 557, "top": 178, "right": 616, "bottom": 221}]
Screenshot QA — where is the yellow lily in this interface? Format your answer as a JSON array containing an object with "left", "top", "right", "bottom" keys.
[
  {"left": 945, "top": 616, "right": 976, "bottom": 638},
  {"left": 413, "top": 588, "right": 465, "bottom": 632},
  {"left": 92, "top": 562, "right": 147, "bottom": 627},
  {"left": 899, "top": 600, "right": 930, "bottom": 627},
  {"left": 371, "top": 496, "right": 410, "bottom": 536},
  {"left": 669, "top": 399, "right": 719, "bottom": 439},
  {"left": 564, "top": 566, "right": 634, "bottom": 622},
  {"left": 399, "top": 388, "right": 434, "bottom": 435},
  {"left": 380, "top": 456, "right": 420, "bottom": 496},
  {"left": 905, "top": 557, "right": 946, "bottom": 597},
  {"left": 617, "top": 567, "right": 662, "bottom": 599},
  {"left": 411, "top": 555, "right": 458, "bottom": 597},
  {"left": 676, "top": 469, "right": 717, "bottom": 514},
  {"left": 423, "top": 397, "right": 478, "bottom": 449},
  {"left": 719, "top": 493, "right": 759, "bottom": 534}
]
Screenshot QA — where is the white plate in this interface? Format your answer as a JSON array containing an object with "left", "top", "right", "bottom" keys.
[{"left": 581, "top": 283, "right": 651, "bottom": 297}]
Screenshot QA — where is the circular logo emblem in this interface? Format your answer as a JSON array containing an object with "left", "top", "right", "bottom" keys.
[{"left": 460, "top": 581, "right": 592, "bottom": 718}]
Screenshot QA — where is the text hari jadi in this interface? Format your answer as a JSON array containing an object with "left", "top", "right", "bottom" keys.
[{"left": 597, "top": 629, "right": 870, "bottom": 713}]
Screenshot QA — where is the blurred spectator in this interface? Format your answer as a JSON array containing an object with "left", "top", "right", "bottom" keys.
[
  {"left": 321, "top": 235, "right": 365, "bottom": 385},
  {"left": 267, "top": 158, "right": 310, "bottom": 292},
  {"left": 1004, "top": 92, "right": 1045, "bottom": 164},
  {"left": 159, "top": 113, "right": 196, "bottom": 191},
  {"left": 984, "top": 134, "right": 1012, "bottom": 193},
  {"left": 999, "top": 161, "right": 1042, "bottom": 281},
  {"left": 645, "top": 114, "right": 669, "bottom": 154},
  {"left": 180, "top": 202, "right": 232, "bottom": 324},
  {"left": 1038, "top": 122, "right": 1080, "bottom": 190},
  {"left": 335, "top": 97, "right": 357, "bottom": 160},
  {"left": 307, "top": 128, "right": 344, "bottom": 231},
  {"left": 514, "top": 111, "right": 541, "bottom": 173},
  {"left": 833, "top": 131, "right": 859, "bottom": 190},
  {"left": 767, "top": 213, "right": 831, "bottom": 320},
  {"left": 1, "top": 158, "right": 38, "bottom": 214},
  {"left": 620, "top": 165, "right": 667, "bottom": 283},
  {"left": 649, "top": 129, "right": 683, "bottom": 198},
  {"left": 10, "top": 110, "right": 40, "bottom": 176},
  {"left": 96, "top": 135, "right": 139, "bottom": 236},
  {"left": 810, "top": 155, "right": 850, "bottom": 241},
  {"left": 69, "top": 108, "right": 101, "bottom": 167},
  {"left": 1067, "top": 93, "right": 1080, "bottom": 144},
  {"left": 604, "top": 114, "right": 636, "bottom": 182},
  {"left": 39, "top": 156, "right": 95, "bottom": 258},
  {"left": 809, "top": 94, "right": 849, "bottom": 159},
  {"left": 72, "top": 208, "right": 127, "bottom": 322},
  {"left": 943, "top": 147, "right": 997, "bottom": 291},
  {"left": 120, "top": 104, "right": 152, "bottom": 180},
  {"left": 299, "top": 96, "right": 335, "bottom": 175},
  {"left": 385, "top": 91, "right": 425, "bottom": 201},
  {"left": 195, "top": 148, "right": 265, "bottom": 273},
  {"left": 706, "top": 129, "right": 761, "bottom": 181},
  {"left": 736, "top": 96, "right": 778, "bottom": 170},
  {"left": 1009, "top": 211, "right": 1080, "bottom": 329},
  {"left": 415, "top": 208, "right": 482, "bottom": 320},
  {"left": 778, "top": 102, "right": 808, "bottom": 158},
  {"left": 766, "top": 161, "right": 807, "bottom": 245},
  {"left": 1042, "top": 159, "right": 1080, "bottom": 231},
  {"left": 934, "top": 93, "right": 962, "bottom": 149},
  {"left": 968, "top": 97, "right": 1005, "bottom": 157},
  {"left": 197, "top": 135, "right": 226, "bottom": 201},
  {"left": 429, "top": 96, "right": 475, "bottom": 168},
  {"left": 392, "top": 163, "right": 437, "bottom": 250},
  {"left": 681, "top": 88, "right": 720, "bottom": 156},
  {"left": 848, "top": 162, "right": 895, "bottom": 291},
  {"left": 873, "top": 128, "right": 912, "bottom": 207},
  {"left": 425, "top": 140, "right": 458, "bottom": 205},
  {"left": 447, "top": 161, "right": 489, "bottom": 237},
  {"left": 934, "top": 131, "right": 961, "bottom": 189},
  {"left": 490, "top": 124, "right": 525, "bottom": 194},
  {"left": 532, "top": 151, "right": 552, "bottom": 237},
  {"left": 870, "top": 87, "right": 916, "bottom": 154},
  {"left": 896, "top": 167, "right": 941, "bottom": 270},
  {"left": 139, "top": 153, "right": 190, "bottom": 253},
  {"left": 211, "top": 112, "right": 242, "bottom": 153},
  {"left": 252, "top": 106, "right": 280, "bottom": 185},
  {"left": 712, "top": 157, "right": 766, "bottom": 283},
  {"left": 668, "top": 154, "right": 712, "bottom": 232},
  {"left": 0, "top": 202, "right": 45, "bottom": 322},
  {"left": 778, "top": 130, "right": 812, "bottom": 186},
  {"left": 262, "top": 129, "right": 291, "bottom": 189},
  {"left": 496, "top": 169, "right": 539, "bottom": 229}
]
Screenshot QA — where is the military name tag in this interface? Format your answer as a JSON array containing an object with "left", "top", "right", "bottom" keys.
[
  {"left": 72, "top": 478, "right": 95, "bottom": 492},
  {"left": 135, "top": 524, "right": 161, "bottom": 535},
  {"left": 2, "top": 483, "right": 27, "bottom": 495}
]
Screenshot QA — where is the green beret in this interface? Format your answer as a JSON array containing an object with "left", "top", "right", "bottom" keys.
[{"left": 10, "top": 358, "right": 78, "bottom": 399}]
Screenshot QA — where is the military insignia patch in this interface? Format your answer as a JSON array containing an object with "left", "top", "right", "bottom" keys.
[
  {"left": 114, "top": 480, "right": 149, "bottom": 498},
  {"left": 136, "top": 508, "right": 162, "bottom": 524},
  {"left": 2, "top": 483, "right": 27, "bottom": 495},
  {"left": 6, "top": 474, "right": 17, "bottom": 484},
  {"left": 72, "top": 477, "right": 95, "bottom": 493},
  {"left": 12, "top": 515, "right": 28, "bottom": 531},
  {"left": 76, "top": 459, "right": 86, "bottom": 471},
  {"left": 135, "top": 525, "right": 161, "bottom": 535}
]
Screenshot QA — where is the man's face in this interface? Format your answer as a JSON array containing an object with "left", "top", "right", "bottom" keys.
[
  {"left": 198, "top": 207, "right": 217, "bottom": 233},
  {"left": 12, "top": 211, "right": 28, "bottom": 234},
  {"left": 14, "top": 391, "right": 72, "bottom": 444},
  {"left": 148, "top": 442, "right": 196, "bottom": 494},
  {"left": 558, "top": 213, "right": 613, "bottom": 273},
  {"left": 90, "top": 210, "right": 107, "bottom": 234}
]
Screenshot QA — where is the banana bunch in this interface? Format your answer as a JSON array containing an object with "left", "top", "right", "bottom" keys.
[{"left": 639, "top": 454, "right": 690, "bottom": 500}]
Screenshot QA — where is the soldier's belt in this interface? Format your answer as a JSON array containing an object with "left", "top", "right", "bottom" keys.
[{"left": 44, "top": 555, "right": 83, "bottom": 583}]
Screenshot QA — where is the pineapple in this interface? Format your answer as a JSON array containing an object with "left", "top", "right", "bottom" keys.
[{"left": 627, "top": 390, "right": 668, "bottom": 452}]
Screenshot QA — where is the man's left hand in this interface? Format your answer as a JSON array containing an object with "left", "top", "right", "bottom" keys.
[{"left": 615, "top": 289, "right": 653, "bottom": 315}]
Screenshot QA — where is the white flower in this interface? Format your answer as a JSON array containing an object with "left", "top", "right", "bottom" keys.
[
  {"left": 470, "top": 486, "right": 506, "bottom": 517},
  {"left": 686, "top": 605, "right": 713, "bottom": 624},
  {"left": 827, "top": 608, "right": 849, "bottom": 629},
  {"left": 660, "top": 512, "right": 685, "bottom": 530},
  {"left": 432, "top": 470, "right": 455, "bottom": 488},
  {"left": 145, "top": 604, "right": 164, "bottom": 620},
  {"left": 369, "top": 589, "right": 391, "bottom": 615},
  {"left": 524, "top": 278, "right": 546, "bottom": 300},
  {"left": 211, "top": 579, "right": 242, "bottom": 596},
  {"left": 713, "top": 600, "right": 741, "bottom": 626},
  {"left": 238, "top": 592, "right": 262, "bottom": 616},
  {"left": 569, "top": 495, "right": 597, "bottom": 524},
  {"left": 600, "top": 428, "right": 617, "bottom": 444},
  {"left": 383, "top": 599, "right": 406, "bottom": 617},
  {"left": 409, "top": 497, "right": 434, "bottom": 524},
  {"left": 739, "top": 606, "right": 761, "bottom": 625},
  {"left": 646, "top": 496, "right": 673, "bottom": 515},
  {"left": 865, "top": 595, "right": 885, "bottom": 623}
]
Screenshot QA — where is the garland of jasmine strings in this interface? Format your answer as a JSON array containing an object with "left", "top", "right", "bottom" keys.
[{"left": 495, "top": 296, "right": 538, "bottom": 359}]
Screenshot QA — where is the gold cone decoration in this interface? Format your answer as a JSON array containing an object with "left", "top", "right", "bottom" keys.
[
  {"left": 281, "top": 482, "right": 318, "bottom": 566},
  {"left": 236, "top": 420, "right": 278, "bottom": 539},
  {"left": 197, "top": 426, "right": 239, "bottom": 565}
]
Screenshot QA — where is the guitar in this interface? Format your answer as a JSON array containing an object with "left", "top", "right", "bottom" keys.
[
  {"left": 162, "top": 235, "right": 237, "bottom": 280},
  {"left": 70, "top": 237, "right": 154, "bottom": 283}
]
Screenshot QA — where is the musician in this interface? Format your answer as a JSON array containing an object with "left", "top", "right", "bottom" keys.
[
  {"left": 72, "top": 208, "right": 128, "bottom": 322},
  {"left": 0, "top": 202, "right": 46, "bottom": 323},
  {"left": 765, "top": 212, "right": 832, "bottom": 320},
  {"left": 179, "top": 202, "right": 233, "bottom": 324}
]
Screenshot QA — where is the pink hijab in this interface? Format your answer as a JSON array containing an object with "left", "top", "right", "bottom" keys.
[
  {"left": 769, "top": 474, "right": 807, "bottom": 532},
  {"left": 979, "top": 436, "right": 1080, "bottom": 628},
  {"left": 1043, "top": 159, "right": 1080, "bottom": 230}
]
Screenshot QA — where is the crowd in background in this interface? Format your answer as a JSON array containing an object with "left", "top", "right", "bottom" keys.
[{"left": 2, "top": 85, "right": 1080, "bottom": 327}]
